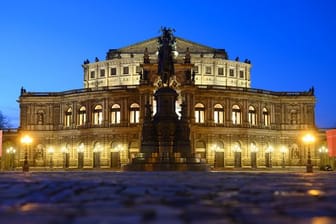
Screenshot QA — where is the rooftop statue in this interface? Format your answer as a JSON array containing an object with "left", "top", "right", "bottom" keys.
[{"left": 157, "top": 27, "right": 176, "bottom": 85}]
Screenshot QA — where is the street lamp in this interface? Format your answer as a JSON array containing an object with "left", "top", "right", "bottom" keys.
[
  {"left": 6, "top": 147, "right": 16, "bottom": 170},
  {"left": 21, "top": 135, "right": 32, "bottom": 172},
  {"left": 61, "top": 146, "right": 70, "bottom": 169},
  {"left": 78, "top": 143, "right": 84, "bottom": 169},
  {"left": 302, "top": 133, "right": 315, "bottom": 173},
  {"left": 250, "top": 143, "right": 258, "bottom": 169},
  {"left": 318, "top": 146, "right": 328, "bottom": 170},
  {"left": 47, "top": 147, "right": 54, "bottom": 169},
  {"left": 280, "top": 146, "right": 287, "bottom": 168},
  {"left": 232, "top": 143, "right": 242, "bottom": 168},
  {"left": 265, "top": 146, "right": 273, "bottom": 168}
]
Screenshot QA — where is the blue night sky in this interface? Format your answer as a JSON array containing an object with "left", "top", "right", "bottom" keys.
[{"left": 0, "top": 0, "right": 335, "bottom": 128}]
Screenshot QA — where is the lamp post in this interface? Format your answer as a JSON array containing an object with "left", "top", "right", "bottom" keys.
[
  {"left": 265, "top": 146, "right": 273, "bottom": 168},
  {"left": 61, "top": 147, "right": 69, "bottom": 169},
  {"left": 6, "top": 147, "right": 16, "bottom": 170},
  {"left": 250, "top": 143, "right": 258, "bottom": 169},
  {"left": 302, "top": 133, "right": 315, "bottom": 173},
  {"left": 21, "top": 135, "right": 32, "bottom": 172},
  {"left": 78, "top": 143, "right": 84, "bottom": 169},
  {"left": 318, "top": 146, "right": 328, "bottom": 170},
  {"left": 280, "top": 146, "right": 287, "bottom": 168},
  {"left": 47, "top": 147, "right": 54, "bottom": 169},
  {"left": 232, "top": 144, "right": 242, "bottom": 168}
]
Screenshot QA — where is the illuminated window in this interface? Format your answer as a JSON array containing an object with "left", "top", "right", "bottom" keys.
[
  {"left": 218, "top": 67, "right": 224, "bottom": 76},
  {"left": 65, "top": 107, "right": 72, "bottom": 127},
  {"left": 93, "top": 105, "right": 103, "bottom": 125},
  {"left": 100, "top": 69, "right": 105, "bottom": 77},
  {"left": 111, "top": 104, "right": 121, "bottom": 124},
  {"left": 130, "top": 103, "right": 140, "bottom": 124},
  {"left": 232, "top": 105, "right": 241, "bottom": 125},
  {"left": 214, "top": 104, "right": 224, "bottom": 124},
  {"left": 110, "top": 67, "right": 116, "bottom": 76},
  {"left": 229, "top": 69, "right": 234, "bottom": 77},
  {"left": 248, "top": 106, "right": 256, "bottom": 125},
  {"left": 206, "top": 66, "right": 211, "bottom": 74},
  {"left": 90, "top": 71, "right": 95, "bottom": 79},
  {"left": 263, "top": 108, "right": 270, "bottom": 126},
  {"left": 195, "top": 103, "right": 205, "bottom": 123},
  {"left": 123, "top": 66, "right": 129, "bottom": 75},
  {"left": 239, "top": 70, "right": 244, "bottom": 78},
  {"left": 78, "top": 106, "right": 86, "bottom": 126}
]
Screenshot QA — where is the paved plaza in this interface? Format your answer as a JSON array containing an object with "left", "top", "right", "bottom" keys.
[{"left": 0, "top": 170, "right": 336, "bottom": 224}]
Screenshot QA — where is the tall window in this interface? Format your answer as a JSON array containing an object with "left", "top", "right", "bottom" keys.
[
  {"left": 123, "top": 66, "right": 129, "bottom": 75},
  {"left": 214, "top": 104, "right": 224, "bottom": 124},
  {"left": 248, "top": 106, "right": 256, "bottom": 126},
  {"left": 100, "top": 69, "right": 105, "bottom": 77},
  {"left": 65, "top": 107, "right": 72, "bottom": 127},
  {"left": 195, "top": 103, "right": 205, "bottom": 123},
  {"left": 130, "top": 103, "right": 140, "bottom": 124},
  {"left": 205, "top": 66, "right": 212, "bottom": 74},
  {"left": 110, "top": 67, "right": 117, "bottom": 76},
  {"left": 232, "top": 105, "right": 241, "bottom": 125},
  {"left": 218, "top": 67, "right": 224, "bottom": 76},
  {"left": 263, "top": 108, "right": 270, "bottom": 126},
  {"left": 229, "top": 69, "right": 234, "bottom": 77},
  {"left": 93, "top": 105, "right": 103, "bottom": 125},
  {"left": 78, "top": 106, "right": 86, "bottom": 126},
  {"left": 90, "top": 71, "right": 95, "bottom": 79},
  {"left": 239, "top": 70, "right": 244, "bottom": 78},
  {"left": 111, "top": 104, "right": 121, "bottom": 124}
]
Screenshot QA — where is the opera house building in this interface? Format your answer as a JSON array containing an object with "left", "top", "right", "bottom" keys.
[{"left": 1, "top": 29, "right": 327, "bottom": 171}]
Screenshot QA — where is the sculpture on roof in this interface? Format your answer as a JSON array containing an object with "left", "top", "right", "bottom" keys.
[{"left": 157, "top": 27, "right": 176, "bottom": 85}]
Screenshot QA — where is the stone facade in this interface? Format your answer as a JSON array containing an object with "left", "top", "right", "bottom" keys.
[{"left": 1, "top": 33, "right": 327, "bottom": 170}]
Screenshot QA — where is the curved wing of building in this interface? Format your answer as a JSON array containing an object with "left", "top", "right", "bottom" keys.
[{"left": 1, "top": 31, "right": 327, "bottom": 171}]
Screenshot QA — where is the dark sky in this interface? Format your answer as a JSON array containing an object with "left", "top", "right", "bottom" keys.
[{"left": 0, "top": 0, "right": 335, "bottom": 128}]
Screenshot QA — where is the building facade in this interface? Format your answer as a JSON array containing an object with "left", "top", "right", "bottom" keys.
[{"left": 1, "top": 32, "right": 328, "bottom": 170}]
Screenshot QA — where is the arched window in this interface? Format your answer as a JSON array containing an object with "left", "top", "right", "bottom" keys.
[
  {"left": 93, "top": 105, "right": 103, "bottom": 125},
  {"left": 248, "top": 106, "right": 256, "bottom": 126},
  {"left": 262, "top": 108, "right": 270, "bottom": 126},
  {"left": 111, "top": 104, "right": 121, "bottom": 124},
  {"left": 214, "top": 104, "right": 224, "bottom": 124},
  {"left": 232, "top": 105, "right": 241, "bottom": 125},
  {"left": 195, "top": 103, "right": 205, "bottom": 123},
  {"left": 65, "top": 107, "right": 72, "bottom": 127},
  {"left": 130, "top": 103, "right": 140, "bottom": 124},
  {"left": 78, "top": 106, "right": 86, "bottom": 126}
]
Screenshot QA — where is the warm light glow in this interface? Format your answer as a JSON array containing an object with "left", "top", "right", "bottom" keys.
[
  {"left": 78, "top": 143, "right": 85, "bottom": 153},
  {"left": 318, "top": 146, "right": 328, "bottom": 153},
  {"left": 6, "top": 146, "right": 16, "bottom": 154},
  {"left": 61, "top": 146, "right": 69, "bottom": 153},
  {"left": 21, "top": 135, "right": 32, "bottom": 144},
  {"left": 47, "top": 147, "right": 54, "bottom": 154},
  {"left": 93, "top": 143, "right": 102, "bottom": 152},
  {"left": 232, "top": 143, "right": 241, "bottom": 152},
  {"left": 265, "top": 146, "right": 273, "bottom": 153},
  {"left": 280, "top": 146, "right": 287, "bottom": 153},
  {"left": 113, "top": 144, "right": 122, "bottom": 152},
  {"left": 250, "top": 143, "right": 258, "bottom": 152},
  {"left": 307, "top": 189, "right": 324, "bottom": 197},
  {"left": 302, "top": 133, "right": 315, "bottom": 144}
]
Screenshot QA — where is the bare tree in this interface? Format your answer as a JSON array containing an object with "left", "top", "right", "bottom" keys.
[{"left": 0, "top": 111, "right": 10, "bottom": 129}]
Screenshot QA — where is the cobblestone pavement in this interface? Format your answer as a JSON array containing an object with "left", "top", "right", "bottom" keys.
[{"left": 1, "top": 171, "right": 336, "bottom": 224}]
